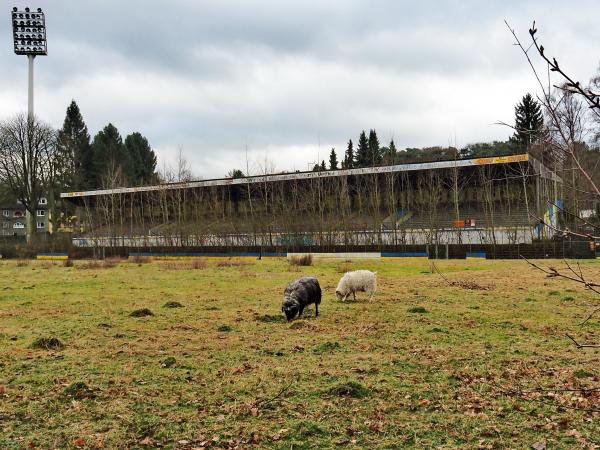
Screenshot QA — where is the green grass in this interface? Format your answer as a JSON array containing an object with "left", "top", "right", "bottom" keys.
[{"left": 0, "top": 258, "right": 599, "bottom": 449}]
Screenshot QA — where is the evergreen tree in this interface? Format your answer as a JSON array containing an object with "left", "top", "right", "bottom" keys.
[
  {"left": 343, "top": 139, "right": 354, "bottom": 169},
  {"left": 513, "top": 93, "right": 544, "bottom": 149},
  {"left": 355, "top": 131, "right": 370, "bottom": 167},
  {"left": 381, "top": 139, "right": 398, "bottom": 164},
  {"left": 320, "top": 160, "right": 327, "bottom": 171},
  {"left": 329, "top": 148, "right": 338, "bottom": 170},
  {"left": 56, "top": 100, "right": 92, "bottom": 189},
  {"left": 368, "top": 129, "right": 381, "bottom": 165},
  {"left": 91, "top": 123, "right": 131, "bottom": 188},
  {"left": 228, "top": 169, "right": 244, "bottom": 178},
  {"left": 124, "top": 132, "right": 157, "bottom": 185},
  {"left": 312, "top": 163, "right": 321, "bottom": 172}
]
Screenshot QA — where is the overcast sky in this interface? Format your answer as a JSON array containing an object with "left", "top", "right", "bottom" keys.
[{"left": 2, "top": 1, "right": 599, "bottom": 179}]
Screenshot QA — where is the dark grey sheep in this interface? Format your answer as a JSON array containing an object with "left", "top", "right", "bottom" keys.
[{"left": 282, "top": 276, "right": 321, "bottom": 321}]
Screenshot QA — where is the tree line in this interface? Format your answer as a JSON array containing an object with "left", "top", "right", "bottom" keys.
[
  {"left": 0, "top": 100, "right": 157, "bottom": 241},
  {"left": 306, "top": 92, "right": 548, "bottom": 173}
]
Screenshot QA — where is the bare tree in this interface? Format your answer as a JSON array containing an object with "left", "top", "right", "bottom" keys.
[
  {"left": 507, "top": 21, "right": 600, "bottom": 345},
  {"left": 0, "top": 113, "right": 56, "bottom": 243}
]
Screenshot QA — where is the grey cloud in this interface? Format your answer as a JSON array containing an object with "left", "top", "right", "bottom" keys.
[{"left": 2, "top": 0, "right": 599, "bottom": 179}]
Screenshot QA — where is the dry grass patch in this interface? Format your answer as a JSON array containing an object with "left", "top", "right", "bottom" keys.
[
  {"left": 216, "top": 259, "right": 254, "bottom": 267},
  {"left": 77, "top": 259, "right": 117, "bottom": 269},
  {"left": 129, "top": 255, "right": 152, "bottom": 264},
  {"left": 336, "top": 261, "right": 353, "bottom": 273},
  {"left": 289, "top": 254, "right": 313, "bottom": 266},
  {"left": 31, "top": 337, "right": 65, "bottom": 350}
]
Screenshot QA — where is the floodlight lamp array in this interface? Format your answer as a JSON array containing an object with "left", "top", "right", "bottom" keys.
[{"left": 12, "top": 7, "right": 47, "bottom": 55}]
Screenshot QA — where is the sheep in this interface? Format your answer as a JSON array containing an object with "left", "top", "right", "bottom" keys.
[
  {"left": 282, "top": 276, "right": 321, "bottom": 321},
  {"left": 335, "top": 270, "right": 377, "bottom": 302}
]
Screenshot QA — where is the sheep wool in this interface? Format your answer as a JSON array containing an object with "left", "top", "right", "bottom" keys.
[
  {"left": 282, "top": 276, "right": 322, "bottom": 321},
  {"left": 335, "top": 270, "right": 377, "bottom": 302}
]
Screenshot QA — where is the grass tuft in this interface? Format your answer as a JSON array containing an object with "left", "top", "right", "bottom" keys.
[
  {"left": 62, "top": 259, "right": 74, "bottom": 267},
  {"left": 129, "top": 308, "right": 154, "bottom": 317},
  {"left": 163, "top": 301, "right": 184, "bottom": 308},
  {"left": 313, "top": 341, "right": 341, "bottom": 354},
  {"left": 161, "top": 356, "right": 177, "bottom": 368},
  {"left": 217, "top": 325, "right": 233, "bottom": 332},
  {"left": 63, "top": 382, "right": 96, "bottom": 400},
  {"left": 256, "top": 314, "right": 285, "bottom": 323},
  {"left": 31, "top": 337, "right": 65, "bottom": 350},
  {"left": 327, "top": 381, "right": 369, "bottom": 398},
  {"left": 408, "top": 306, "right": 428, "bottom": 314}
]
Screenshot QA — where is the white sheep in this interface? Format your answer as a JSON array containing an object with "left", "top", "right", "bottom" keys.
[{"left": 335, "top": 270, "right": 377, "bottom": 302}]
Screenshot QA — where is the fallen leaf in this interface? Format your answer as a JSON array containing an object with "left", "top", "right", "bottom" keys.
[{"left": 531, "top": 441, "right": 546, "bottom": 450}]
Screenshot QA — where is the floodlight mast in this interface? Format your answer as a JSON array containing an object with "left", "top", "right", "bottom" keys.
[{"left": 11, "top": 6, "right": 47, "bottom": 119}]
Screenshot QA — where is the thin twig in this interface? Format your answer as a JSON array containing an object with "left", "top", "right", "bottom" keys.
[{"left": 566, "top": 334, "right": 600, "bottom": 349}]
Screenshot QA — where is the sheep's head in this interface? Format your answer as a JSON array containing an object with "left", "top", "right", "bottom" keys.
[
  {"left": 282, "top": 304, "right": 299, "bottom": 321},
  {"left": 335, "top": 290, "right": 343, "bottom": 301}
]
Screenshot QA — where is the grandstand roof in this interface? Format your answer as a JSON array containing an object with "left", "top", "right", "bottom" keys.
[{"left": 61, "top": 153, "right": 540, "bottom": 200}]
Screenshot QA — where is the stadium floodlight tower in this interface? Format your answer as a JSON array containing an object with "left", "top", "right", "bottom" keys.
[{"left": 11, "top": 6, "right": 47, "bottom": 120}]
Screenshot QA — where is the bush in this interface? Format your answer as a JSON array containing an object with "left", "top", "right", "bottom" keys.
[
  {"left": 16, "top": 259, "right": 30, "bottom": 267},
  {"left": 62, "top": 259, "right": 74, "bottom": 267},
  {"left": 289, "top": 254, "right": 313, "bottom": 266}
]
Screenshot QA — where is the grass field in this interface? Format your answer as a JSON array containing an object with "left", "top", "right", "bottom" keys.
[{"left": 0, "top": 257, "right": 599, "bottom": 449}]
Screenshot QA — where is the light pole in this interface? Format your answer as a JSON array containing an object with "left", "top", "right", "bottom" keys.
[
  {"left": 11, "top": 6, "right": 47, "bottom": 120},
  {"left": 11, "top": 6, "right": 47, "bottom": 241}
]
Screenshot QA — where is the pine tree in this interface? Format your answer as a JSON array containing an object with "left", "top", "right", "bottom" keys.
[
  {"left": 56, "top": 101, "right": 92, "bottom": 189},
  {"left": 513, "top": 93, "right": 544, "bottom": 149},
  {"left": 91, "top": 124, "right": 131, "bottom": 188},
  {"left": 344, "top": 139, "right": 354, "bottom": 169},
  {"left": 355, "top": 131, "right": 370, "bottom": 167},
  {"left": 320, "top": 160, "right": 327, "bottom": 171},
  {"left": 368, "top": 129, "right": 381, "bottom": 165},
  {"left": 125, "top": 132, "right": 157, "bottom": 185},
  {"left": 382, "top": 139, "right": 398, "bottom": 164},
  {"left": 329, "top": 148, "right": 338, "bottom": 170}
]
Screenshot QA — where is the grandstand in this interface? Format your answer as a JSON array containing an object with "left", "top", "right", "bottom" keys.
[{"left": 61, "top": 153, "right": 561, "bottom": 248}]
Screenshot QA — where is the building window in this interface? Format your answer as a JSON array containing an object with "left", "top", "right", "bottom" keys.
[
  {"left": 13, "top": 222, "right": 24, "bottom": 229},
  {"left": 37, "top": 222, "right": 45, "bottom": 229},
  {"left": 2, "top": 222, "right": 9, "bottom": 229},
  {"left": 39, "top": 197, "right": 47, "bottom": 205},
  {"left": 37, "top": 210, "right": 45, "bottom": 217},
  {"left": 13, "top": 210, "right": 23, "bottom": 218},
  {"left": 2, "top": 210, "right": 8, "bottom": 217}
]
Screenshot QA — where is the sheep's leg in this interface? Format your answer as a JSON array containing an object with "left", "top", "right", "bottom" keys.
[
  {"left": 315, "top": 303, "right": 319, "bottom": 317},
  {"left": 353, "top": 291, "right": 356, "bottom": 301},
  {"left": 342, "top": 293, "right": 348, "bottom": 302},
  {"left": 298, "top": 306, "right": 305, "bottom": 317},
  {"left": 368, "top": 290, "right": 374, "bottom": 302}
]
